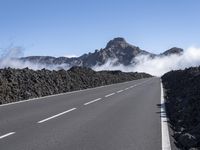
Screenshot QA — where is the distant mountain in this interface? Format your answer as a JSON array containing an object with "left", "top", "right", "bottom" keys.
[
  {"left": 160, "top": 47, "right": 183, "bottom": 56},
  {"left": 20, "top": 37, "right": 183, "bottom": 69}
]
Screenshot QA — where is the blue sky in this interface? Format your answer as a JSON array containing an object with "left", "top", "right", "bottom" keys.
[{"left": 0, "top": 0, "right": 200, "bottom": 57}]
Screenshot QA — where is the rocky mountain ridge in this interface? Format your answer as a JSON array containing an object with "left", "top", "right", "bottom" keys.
[{"left": 20, "top": 37, "right": 183, "bottom": 69}]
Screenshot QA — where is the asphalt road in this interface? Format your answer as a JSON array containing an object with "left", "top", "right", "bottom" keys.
[{"left": 0, "top": 77, "right": 165, "bottom": 150}]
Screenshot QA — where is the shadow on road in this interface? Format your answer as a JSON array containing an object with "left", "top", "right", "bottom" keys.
[{"left": 156, "top": 103, "right": 167, "bottom": 119}]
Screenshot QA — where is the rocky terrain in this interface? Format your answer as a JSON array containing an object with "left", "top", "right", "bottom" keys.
[
  {"left": 0, "top": 66, "right": 151, "bottom": 105},
  {"left": 20, "top": 37, "right": 183, "bottom": 69},
  {"left": 162, "top": 67, "right": 200, "bottom": 149},
  {"left": 160, "top": 47, "right": 183, "bottom": 56}
]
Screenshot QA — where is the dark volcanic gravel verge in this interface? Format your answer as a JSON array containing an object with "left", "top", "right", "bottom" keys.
[
  {"left": 162, "top": 67, "right": 200, "bottom": 150},
  {"left": 0, "top": 67, "right": 151, "bottom": 105}
]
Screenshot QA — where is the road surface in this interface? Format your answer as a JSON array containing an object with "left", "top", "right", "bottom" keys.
[{"left": 0, "top": 77, "right": 172, "bottom": 150}]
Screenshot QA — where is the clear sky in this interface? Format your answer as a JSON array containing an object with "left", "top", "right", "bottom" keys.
[{"left": 0, "top": 0, "right": 200, "bottom": 57}]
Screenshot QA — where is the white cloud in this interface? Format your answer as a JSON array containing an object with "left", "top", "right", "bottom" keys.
[
  {"left": 0, "top": 47, "right": 70, "bottom": 70},
  {"left": 93, "top": 47, "right": 200, "bottom": 76},
  {"left": 2, "top": 46, "right": 200, "bottom": 76},
  {"left": 132, "top": 47, "right": 200, "bottom": 76},
  {"left": 64, "top": 54, "right": 78, "bottom": 58}
]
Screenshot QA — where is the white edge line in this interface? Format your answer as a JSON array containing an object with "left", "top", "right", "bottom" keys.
[
  {"left": 105, "top": 93, "right": 115, "bottom": 97},
  {"left": 38, "top": 108, "right": 76, "bottom": 123},
  {"left": 0, "top": 132, "right": 15, "bottom": 139},
  {"left": 84, "top": 98, "right": 102, "bottom": 105},
  {"left": 0, "top": 78, "right": 152, "bottom": 107},
  {"left": 161, "top": 80, "right": 171, "bottom": 150}
]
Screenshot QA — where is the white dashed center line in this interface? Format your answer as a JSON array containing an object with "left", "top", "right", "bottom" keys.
[
  {"left": 0, "top": 132, "right": 15, "bottom": 140},
  {"left": 117, "top": 90, "right": 124, "bottom": 93},
  {"left": 84, "top": 98, "right": 102, "bottom": 105},
  {"left": 125, "top": 87, "right": 129, "bottom": 90},
  {"left": 38, "top": 108, "right": 77, "bottom": 123},
  {"left": 105, "top": 93, "right": 115, "bottom": 97},
  {"left": 130, "top": 85, "right": 135, "bottom": 88}
]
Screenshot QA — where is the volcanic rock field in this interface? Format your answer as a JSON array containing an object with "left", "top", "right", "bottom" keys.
[
  {"left": 0, "top": 66, "right": 151, "bottom": 105},
  {"left": 162, "top": 67, "right": 200, "bottom": 149}
]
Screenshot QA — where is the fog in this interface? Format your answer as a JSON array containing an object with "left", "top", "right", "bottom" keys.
[
  {"left": 93, "top": 47, "right": 200, "bottom": 76},
  {"left": 0, "top": 46, "right": 70, "bottom": 70},
  {"left": 1, "top": 46, "right": 200, "bottom": 76}
]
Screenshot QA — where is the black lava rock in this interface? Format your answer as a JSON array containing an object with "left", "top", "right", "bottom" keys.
[
  {"left": 0, "top": 67, "right": 152, "bottom": 105},
  {"left": 162, "top": 66, "right": 200, "bottom": 149}
]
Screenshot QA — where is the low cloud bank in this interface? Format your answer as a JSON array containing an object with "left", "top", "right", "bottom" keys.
[
  {"left": 0, "top": 46, "right": 70, "bottom": 70},
  {"left": 93, "top": 47, "right": 200, "bottom": 76},
  {"left": 1, "top": 46, "right": 200, "bottom": 76}
]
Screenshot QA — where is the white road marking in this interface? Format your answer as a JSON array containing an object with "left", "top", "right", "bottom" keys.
[
  {"left": 38, "top": 108, "right": 77, "bottom": 123},
  {"left": 0, "top": 132, "right": 15, "bottom": 139},
  {"left": 0, "top": 79, "right": 144, "bottom": 107},
  {"left": 117, "top": 90, "right": 123, "bottom": 93},
  {"left": 130, "top": 85, "right": 136, "bottom": 88},
  {"left": 161, "top": 81, "right": 171, "bottom": 150},
  {"left": 125, "top": 87, "right": 129, "bottom": 90},
  {"left": 84, "top": 98, "right": 102, "bottom": 105},
  {"left": 105, "top": 93, "right": 115, "bottom": 97}
]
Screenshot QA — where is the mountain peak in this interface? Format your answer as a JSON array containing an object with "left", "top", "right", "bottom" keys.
[
  {"left": 161, "top": 47, "right": 183, "bottom": 56},
  {"left": 105, "top": 37, "right": 130, "bottom": 49},
  {"left": 112, "top": 37, "right": 126, "bottom": 42},
  {"left": 20, "top": 38, "right": 184, "bottom": 69}
]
